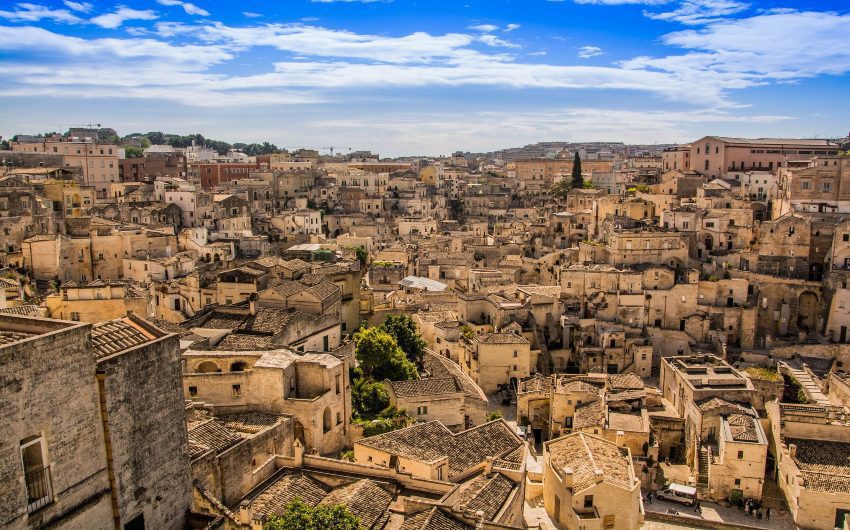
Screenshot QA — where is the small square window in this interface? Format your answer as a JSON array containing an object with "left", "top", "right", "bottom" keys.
[
  {"left": 737, "top": 450, "right": 744, "bottom": 459},
  {"left": 734, "top": 478, "right": 741, "bottom": 486},
  {"left": 188, "top": 386, "right": 197, "bottom": 397},
  {"left": 232, "top": 384, "right": 241, "bottom": 397}
]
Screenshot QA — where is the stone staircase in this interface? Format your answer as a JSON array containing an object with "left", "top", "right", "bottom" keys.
[
  {"left": 780, "top": 361, "right": 830, "bottom": 405},
  {"left": 697, "top": 446, "right": 710, "bottom": 489}
]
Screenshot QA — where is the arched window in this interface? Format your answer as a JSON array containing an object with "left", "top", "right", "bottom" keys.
[
  {"left": 196, "top": 361, "right": 220, "bottom": 373},
  {"left": 230, "top": 361, "right": 248, "bottom": 372}
]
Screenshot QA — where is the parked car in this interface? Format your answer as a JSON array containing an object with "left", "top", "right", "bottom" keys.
[{"left": 656, "top": 483, "right": 697, "bottom": 506}]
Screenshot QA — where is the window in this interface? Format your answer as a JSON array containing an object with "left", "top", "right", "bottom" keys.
[
  {"left": 513, "top": 350, "right": 518, "bottom": 358},
  {"left": 734, "top": 478, "right": 741, "bottom": 486},
  {"left": 737, "top": 450, "right": 744, "bottom": 459},
  {"left": 417, "top": 406, "right": 428, "bottom": 415},
  {"left": 21, "top": 435, "right": 53, "bottom": 513},
  {"left": 801, "top": 180, "right": 811, "bottom": 190},
  {"left": 188, "top": 386, "right": 197, "bottom": 397},
  {"left": 335, "top": 374, "right": 342, "bottom": 394},
  {"left": 584, "top": 495, "right": 594, "bottom": 508},
  {"left": 512, "top": 365, "right": 518, "bottom": 371},
  {"left": 232, "top": 384, "right": 241, "bottom": 397},
  {"left": 824, "top": 182, "right": 832, "bottom": 192}
]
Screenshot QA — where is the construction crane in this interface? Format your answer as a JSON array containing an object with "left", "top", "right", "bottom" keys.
[{"left": 285, "top": 146, "right": 353, "bottom": 157}]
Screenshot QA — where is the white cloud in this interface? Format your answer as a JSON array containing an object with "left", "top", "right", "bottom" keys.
[
  {"left": 573, "top": 0, "right": 671, "bottom": 5},
  {"left": 578, "top": 45, "right": 603, "bottom": 58},
  {"left": 644, "top": 0, "right": 748, "bottom": 25},
  {"left": 310, "top": 0, "right": 389, "bottom": 3},
  {"left": 0, "top": 3, "right": 83, "bottom": 23},
  {"left": 243, "top": 12, "right": 262, "bottom": 18},
  {"left": 90, "top": 7, "right": 158, "bottom": 28},
  {"left": 505, "top": 23, "right": 521, "bottom": 32},
  {"left": 156, "top": 0, "right": 209, "bottom": 17},
  {"left": 629, "top": 10, "right": 850, "bottom": 82},
  {"left": 468, "top": 24, "right": 498, "bottom": 32},
  {"left": 478, "top": 34, "right": 521, "bottom": 48},
  {"left": 63, "top": 1, "right": 92, "bottom": 13}
]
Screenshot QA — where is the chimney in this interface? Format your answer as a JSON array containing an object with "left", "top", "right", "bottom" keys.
[
  {"left": 789, "top": 443, "right": 797, "bottom": 460},
  {"left": 616, "top": 430, "right": 625, "bottom": 447},
  {"left": 238, "top": 501, "right": 253, "bottom": 524},
  {"left": 562, "top": 466, "right": 574, "bottom": 488},
  {"left": 484, "top": 456, "right": 494, "bottom": 475},
  {"left": 594, "top": 469, "right": 604, "bottom": 484}
]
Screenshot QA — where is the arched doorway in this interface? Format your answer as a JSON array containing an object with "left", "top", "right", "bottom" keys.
[
  {"left": 798, "top": 291, "right": 818, "bottom": 331},
  {"left": 322, "top": 407, "right": 332, "bottom": 433}
]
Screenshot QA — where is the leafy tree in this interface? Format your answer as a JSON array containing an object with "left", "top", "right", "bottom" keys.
[
  {"left": 264, "top": 498, "right": 361, "bottom": 530},
  {"left": 571, "top": 151, "right": 583, "bottom": 189},
  {"left": 486, "top": 410, "right": 504, "bottom": 422},
  {"left": 351, "top": 375, "right": 390, "bottom": 417},
  {"left": 354, "top": 327, "right": 418, "bottom": 381},
  {"left": 124, "top": 146, "right": 144, "bottom": 158},
  {"left": 550, "top": 179, "right": 571, "bottom": 198},
  {"left": 380, "top": 314, "right": 426, "bottom": 366}
]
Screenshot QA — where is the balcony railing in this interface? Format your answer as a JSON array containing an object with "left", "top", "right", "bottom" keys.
[{"left": 25, "top": 465, "right": 53, "bottom": 513}]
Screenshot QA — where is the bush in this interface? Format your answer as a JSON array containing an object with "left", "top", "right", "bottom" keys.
[
  {"left": 486, "top": 410, "right": 504, "bottom": 422},
  {"left": 264, "top": 498, "right": 361, "bottom": 530}
]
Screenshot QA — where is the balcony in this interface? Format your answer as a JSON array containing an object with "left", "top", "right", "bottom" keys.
[{"left": 25, "top": 465, "right": 53, "bottom": 513}]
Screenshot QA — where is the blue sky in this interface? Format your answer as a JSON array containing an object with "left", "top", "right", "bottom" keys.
[{"left": 0, "top": 0, "right": 847, "bottom": 156}]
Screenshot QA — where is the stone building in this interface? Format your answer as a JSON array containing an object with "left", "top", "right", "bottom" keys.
[
  {"left": 542, "top": 432, "right": 643, "bottom": 530},
  {"left": 0, "top": 313, "right": 191, "bottom": 529}
]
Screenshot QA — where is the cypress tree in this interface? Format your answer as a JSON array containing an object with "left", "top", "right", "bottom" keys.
[{"left": 571, "top": 151, "right": 584, "bottom": 189}]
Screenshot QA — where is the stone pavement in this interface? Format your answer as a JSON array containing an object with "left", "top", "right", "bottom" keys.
[{"left": 643, "top": 495, "right": 796, "bottom": 530}]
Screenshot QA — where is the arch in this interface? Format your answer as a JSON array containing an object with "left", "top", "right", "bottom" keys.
[
  {"left": 196, "top": 360, "right": 220, "bottom": 373},
  {"left": 323, "top": 407, "right": 332, "bottom": 433},
  {"left": 798, "top": 291, "right": 818, "bottom": 331},
  {"left": 230, "top": 361, "right": 248, "bottom": 372}
]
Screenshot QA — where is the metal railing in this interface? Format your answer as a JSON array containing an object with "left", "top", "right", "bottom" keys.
[{"left": 25, "top": 465, "right": 53, "bottom": 513}]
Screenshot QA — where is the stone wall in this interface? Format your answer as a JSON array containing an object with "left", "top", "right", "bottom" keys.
[
  {"left": 97, "top": 333, "right": 192, "bottom": 530},
  {"left": 0, "top": 321, "right": 113, "bottom": 529}
]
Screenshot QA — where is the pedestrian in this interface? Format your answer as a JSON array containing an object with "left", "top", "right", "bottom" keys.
[
  {"left": 766, "top": 507, "right": 771, "bottom": 520},
  {"left": 757, "top": 509, "right": 763, "bottom": 520},
  {"left": 694, "top": 500, "right": 701, "bottom": 514},
  {"left": 647, "top": 491, "right": 653, "bottom": 504}
]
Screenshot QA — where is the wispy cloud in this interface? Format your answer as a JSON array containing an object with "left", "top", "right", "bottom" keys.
[
  {"left": 578, "top": 45, "right": 603, "bottom": 58},
  {"left": 243, "top": 11, "right": 262, "bottom": 18},
  {"left": 156, "top": 0, "right": 209, "bottom": 17},
  {"left": 573, "top": 0, "right": 670, "bottom": 5},
  {"left": 0, "top": 3, "right": 83, "bottom": 23},
  {"left": 644, "top": 0, "right": 748, "bottom": 25},
  {"left": 90, "top": 6, "right": 158, "bottom": 28},
  {"left": 505, "top": 23, "right": 521, "bottom": 31},
  {"left": 468, "top": 24, "right": 498, "bottom": 32},
  {"left": 63, "top": 1, "right": 92, "bottom": 13}
]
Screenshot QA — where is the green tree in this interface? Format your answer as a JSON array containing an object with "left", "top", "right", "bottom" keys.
[
  {"left": 351, "top": 375, "right": 390, "bottom": 417},
  {"left": 264, "top": 498, "right": 361, "bottom": 530},
  {"left": 550, "top": 179, "right": 570, "bottom": 198},
  {"left": 486, "top": 410, "right": 504, "bottom": 422},
  {"left": 354, "top": 327, "right": 418, "bottom": 381},
  {"left": 124, "top": 146, "right": 144, "bottom": 158},
  {"left": 380, "top": 314, "right": 426, "bottom": 366},
  {"left": 347, "top": 246, "right": 367, "bottom": 267},
  {"left": 571, "top": 151, "right": 583, "bottom": 189}
]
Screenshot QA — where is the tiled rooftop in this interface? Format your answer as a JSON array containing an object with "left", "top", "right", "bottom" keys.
[
  {"left": 318, "top": 479, "right": 394, "bottom": 529},
  {"left": 400, "top": 508, "right": 472, "bottom": 530},
  {"left": 357, "top": 420, "right": 521, "bottom": 479},
  {"left": 390, "top": 377, "right": 461, "bottom": 398},
  {"left": 786, "top": 438, "right": 850, "bottom": 494},
  {"left": 453, "top": 473, "right": 515, "bottom": 521},
  {"left": 0, "top": 330, "right": 37, "bottom": 346},
  {"left": 91, "top": 317, "right": 159, "bottom": 358},
  {"left": 250, "top": 473, "right": 330, "bottom": 517},
  {"left": 573, "top": 399, "right": 605, "bottom": 430},
  {"left": 547, "top": 432, "right": 633, "bottom": 493},
  {"left": 726, "top": 414, "right": 759, "bottom": 443},
  {"left": 187, "top": 419, "right": 243, "bottom": 460}
]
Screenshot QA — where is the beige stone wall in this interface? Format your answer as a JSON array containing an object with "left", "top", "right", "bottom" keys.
[{"left": 1, "top": 322, "right": 114, "bottom": 529}]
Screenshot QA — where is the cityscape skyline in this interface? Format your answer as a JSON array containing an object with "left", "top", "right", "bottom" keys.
[{"left": 0, "top": 0, "right": 848, "bottom": 156}]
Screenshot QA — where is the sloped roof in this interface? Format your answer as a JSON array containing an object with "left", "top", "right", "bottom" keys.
[
  {"left": 546, "top": 432, "right": 633, "bottom": 493},
  {"left": 91, "top": 316, "right": 160, "bottom": 358}
]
